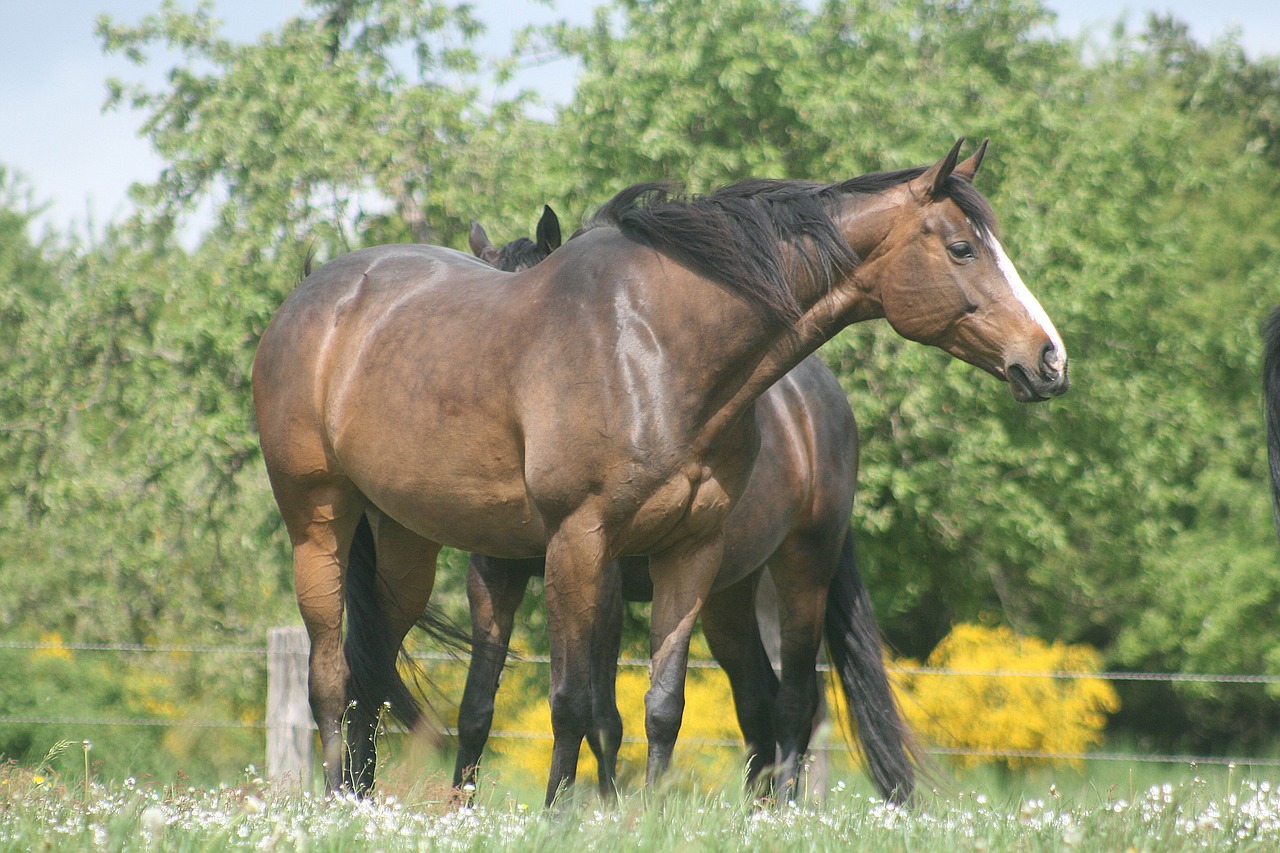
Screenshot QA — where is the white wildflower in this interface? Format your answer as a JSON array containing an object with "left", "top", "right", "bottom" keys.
[{"left": 140, "top": 805, "right": 166, "bottom": 839}]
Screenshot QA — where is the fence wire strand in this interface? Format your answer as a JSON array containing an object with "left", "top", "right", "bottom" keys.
[
  {"left": 5, "top": 639, "right": 1279, "bottom": 685},
  {"left": 3, "top": 637, "right": 1279, "bottom": 769},
  {"left": 0, "top": 640, "right": 265, "bottom": 655}
]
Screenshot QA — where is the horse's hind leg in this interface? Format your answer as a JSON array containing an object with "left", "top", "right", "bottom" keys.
[
  {"left": 644, "top": 532, "right": 725, "bottom": 784},
  {"left": 345, "top": 510, "right": 441, "bottom": 795},
  {"left": 767, "top": 533, "right": 834, "bottom": 802},
  {"left": 700, "top": 571, "right": 779, "bottom": 795},
  {"left": 453, "top": 555, "right": 623, "bottom": 802},
  {"left": 585, "top": 561, "right": 625, "bottom": 800},
  {"left": 542, "top": 513, "right": 613, "bottom": 807},
  {"left": 453, "top": 554, "right": 537, "bottom": 795},
  {"left": 271, "top": 476, "right": 366, "bottom": 795}
]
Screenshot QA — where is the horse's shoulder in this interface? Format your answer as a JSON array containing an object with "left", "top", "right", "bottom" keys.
[{"left": 759, "top": 355, "right": 855, "bottom": 449}]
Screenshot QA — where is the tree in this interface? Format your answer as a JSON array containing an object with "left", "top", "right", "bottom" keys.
[
  {"left": 544, "top": 0, "right": 1280, "bottom": 745},
  {"left": 19, "top": 0, "right": 539, "bottom": 646},
  {"left": 0, "top": 169, "right": 64, "bottom": 526},
  {"left": 98, "top": 0, "right": 492, "bottom": 255}
]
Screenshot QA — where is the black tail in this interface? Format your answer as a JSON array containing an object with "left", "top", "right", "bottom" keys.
[
  {"left": 1264, "top": 307, "right": 1280, "bottom": 536},
  {"left": 344, "top": 514, "right": 472, "bottom": 731},
  {"left": 824, "top": 529, "right": 919, "bottom": 803}
]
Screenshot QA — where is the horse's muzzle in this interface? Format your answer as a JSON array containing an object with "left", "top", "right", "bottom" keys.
[{"left": 1006, "top": 342, "right": 1070, "bottom": 402}]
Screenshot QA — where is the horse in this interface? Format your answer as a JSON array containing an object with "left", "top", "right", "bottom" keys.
[
  {"left": 452, "top": 211, "right": 894, "bottom": 803},
  {"left": 468, "top": 204, "right": 562, "bottom": 272},
  {"left": 1263, "top": 306, "right": 1280, "bottom": 529},
  {"left": 251, "top": 139, "right": 1069, "bottom": 806}
]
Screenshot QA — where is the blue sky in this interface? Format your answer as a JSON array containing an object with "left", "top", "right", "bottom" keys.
[{"left": 4, "top": 0, "right": 1279, "bottom": 239}]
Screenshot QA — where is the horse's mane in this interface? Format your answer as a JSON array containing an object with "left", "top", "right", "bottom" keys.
[
  {"left": 588, "top": 168, "right": 997, "bottom": 324},
  {"left": 493, "top": 236, "right": 545, "bottom": 272}
]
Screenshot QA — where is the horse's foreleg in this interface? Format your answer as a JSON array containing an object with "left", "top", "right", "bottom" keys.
[
  {"left": 701, "top": 571, "right": 779, "bottom": 795},
  {"left": 645, "top": 533, "right": 724, "bottom": 784},
  {"left": 585, "top": 561, "right": 624, "bottom": 800},
  {"left": 542, "top": 516, "right": 611, "bottom": 807},
  {"left": 453, "top": 555, "right": 537, "bottom": 795}
]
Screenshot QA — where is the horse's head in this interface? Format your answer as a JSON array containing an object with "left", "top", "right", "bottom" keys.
[
  {"left": 469, "top": 205, "right": 563, "bottom": 272},
  {"left": 870, "top": 140, "right": 1068, "bottom": 402}
]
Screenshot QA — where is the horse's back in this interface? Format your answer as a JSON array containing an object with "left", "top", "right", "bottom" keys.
[
  {"left": 777, "top": 355, "right": 860, "bottom": 494},
  {"left": 265, "top": 244, "right": 499, "bottom": 332},
  {"left": 253, "top": 243, "right": 501, "bottom": 445},
  {"left": 252, "top": 243, "right": 550, "bottom": 552},
  {"left": 756, "top": 355, "right": 858, "bottom": 520}
]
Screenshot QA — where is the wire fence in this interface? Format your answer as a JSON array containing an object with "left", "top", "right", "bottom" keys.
[{"left": 2, "top": 637, "right": 1278, "bottom": 768}]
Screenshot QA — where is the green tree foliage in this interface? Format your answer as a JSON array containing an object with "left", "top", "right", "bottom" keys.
[
  {"left": 97, "top": 0, "right": 488, "bottom": 253},
  {"left": 0, "top": 170, "right": 65, "bottom": 525},
  {"left": 2, "top": 0, "right": 1279, "bottom": 767},
  {"left": 544, "top": 0, "right": 1280, "bottom": 745}
]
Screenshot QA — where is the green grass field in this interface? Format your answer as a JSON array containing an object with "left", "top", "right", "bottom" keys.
[{"left": 5, "top": 745, "right": 1280, "bottom": 852}]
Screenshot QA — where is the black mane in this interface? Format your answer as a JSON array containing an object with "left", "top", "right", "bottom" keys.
[
  {"left": 589, "top": 168, "right": 997, "bottom": 324},
  {"left": 494, "top": 237, "right": 547, "bottom": 272}
]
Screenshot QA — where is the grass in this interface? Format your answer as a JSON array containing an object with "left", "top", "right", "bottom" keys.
[{"left": 3, "top": 750, "right": 1280, "bottom": 851}]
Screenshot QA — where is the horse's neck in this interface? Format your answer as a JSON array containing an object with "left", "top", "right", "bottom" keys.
[{"left": 689, "top": 191, "right": 899, "bottom": 453}]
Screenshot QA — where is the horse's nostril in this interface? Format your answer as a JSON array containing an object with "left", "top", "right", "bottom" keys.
[{"left": 1039, "top": 341, "right": 1062, "bottom": 379}]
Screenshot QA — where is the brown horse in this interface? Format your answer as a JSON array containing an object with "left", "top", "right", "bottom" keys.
[
  {"left": 454, "top": 212, "right": 890, "bottom": 802},
  {"left": 468, "top": 204, "right": 562, "bottom": 272},
  {"left": 252, "top": 140, "right": 1069, "bottom": 805}
]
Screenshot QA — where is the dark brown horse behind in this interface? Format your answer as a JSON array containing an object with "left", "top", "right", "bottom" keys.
[
  {"left": 252, "top": 139, "right": 1068, "bottom": 805},
  {"left": 468, "top": 205, "right": 562, "bottom": 272},
  {"left": 453, "top": 210, "right": 908, "bottom": 802}
]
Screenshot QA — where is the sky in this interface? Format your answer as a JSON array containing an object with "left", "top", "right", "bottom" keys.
[{"left": 4, "top": 0, "right": 1280, "bottom": 241}]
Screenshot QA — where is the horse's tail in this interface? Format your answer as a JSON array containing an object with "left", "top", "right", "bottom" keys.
[
  {"left": 823, "top": 529, "right": 919, "bottom": 804},
  {"left": 1264, "top": 306, "right": 1280, "bottom": 534},
  {"left": 344, "top": 514, "right": 471, "bottom": 731}
]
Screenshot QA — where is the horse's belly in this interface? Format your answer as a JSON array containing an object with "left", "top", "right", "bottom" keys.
[
  {"left": 336, "top": 433, "right": 546, "bottom": 556},
  {"left": 365, "top": 474, "right": 546, "bottom": 556}
]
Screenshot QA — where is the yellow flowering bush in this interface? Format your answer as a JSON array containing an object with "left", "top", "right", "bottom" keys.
[
  {"left": 496, "top": 663, "right": 745, "bottom": 790},
  {"left": 479, "top": 640, "right": 747, "bottom": 791},
  {"left": 32, "top": 632, "right": 73, "bottom": 662},
  {"left": 891, "top": 623, "right": 1120, "bottom": 769},
  {"left": 430, "top": 622, "right": 1119, "bottom": 789}
]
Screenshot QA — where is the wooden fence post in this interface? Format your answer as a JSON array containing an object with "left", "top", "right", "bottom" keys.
[{"left": 267, "top": 626, "right": 313, "bottom": 788}]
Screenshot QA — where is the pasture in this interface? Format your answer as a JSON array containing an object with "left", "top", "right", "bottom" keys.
[
  {"left": 7, "top": 2, "right": 1280, "bottom": 846},
  {"left": 3, "top": 756, "right": 1280, "bottom": 852}
]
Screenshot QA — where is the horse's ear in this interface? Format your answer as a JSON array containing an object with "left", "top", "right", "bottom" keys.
[
  {"left": 469, "top": 220, "right": 493, "bottom": 257},
  {"left": 537, "top": 205, "right": 562, "bottom": 255},
  {"left": 953, "top": 138, "right": 988, "bottom": 183},
  {"left": 911, "top": 137, "right": 966, "bottom": 200},
  {"left": 469, "top": 219, "right": 498, "bottom": 261}
]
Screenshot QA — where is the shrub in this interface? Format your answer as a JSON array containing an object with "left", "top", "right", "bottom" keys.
[
  {"left": 892, "top": 623, "right": 1120, "bottom": 769},
  {"left": 425, "top": 622, "right": 1120, "bottom": 790},
  {"left": 0, "top": 635, "right": 262, "bottom": 784},
  {"left": 488, "top": 647, "right": 746, "bottom": 791}
]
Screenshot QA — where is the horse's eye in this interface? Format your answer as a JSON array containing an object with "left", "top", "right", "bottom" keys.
[{"left": 948, "top": 241, "right": 977, "bottom": 262}]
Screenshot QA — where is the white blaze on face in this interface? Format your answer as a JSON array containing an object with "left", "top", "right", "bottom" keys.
[{"left": 980, "top": 227, "right": 1067, "bottom": 371}]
